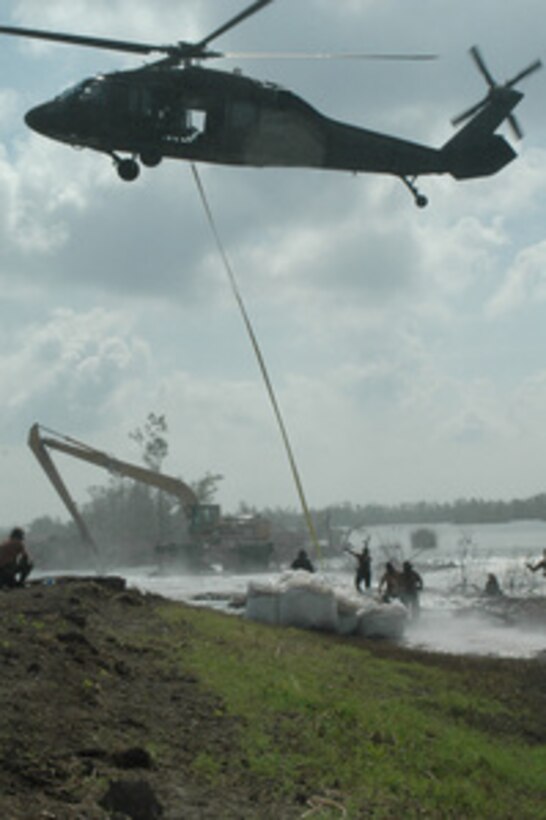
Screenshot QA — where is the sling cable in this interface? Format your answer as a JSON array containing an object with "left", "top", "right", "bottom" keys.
[{"left": 191, "top": 163, "right": 321, "bottom": 561}]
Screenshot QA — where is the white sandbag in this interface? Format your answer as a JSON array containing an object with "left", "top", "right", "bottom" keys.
[
  {"left": 335, "top": 593, "right": 361, "bottom": 636},
  {"left": 278, "top": 572, "right": 338, "bottom": 631},
  {"left": 245, "top": 581, "right": 280, "bottom": 625},
  {"left": 245, "top": 572, "right": 407, "bottom": 641},
  {"left": 358, "top": 600, "right": 407, "bottom": 640}
]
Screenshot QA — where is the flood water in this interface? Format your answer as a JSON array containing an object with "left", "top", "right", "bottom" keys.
[{"left": 120, "top": 520, "right": 546, "bottom": 661}]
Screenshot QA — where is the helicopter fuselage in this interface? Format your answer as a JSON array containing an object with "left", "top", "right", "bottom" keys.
[
  {"left": 2, "top": 0, "right": 539, "bottom": 206},
  {"left": 24, "top": 62, "right": 520, "bottom": 199},
  {"left": 25, "top": 65, "right": 440, "bottom": 172}
]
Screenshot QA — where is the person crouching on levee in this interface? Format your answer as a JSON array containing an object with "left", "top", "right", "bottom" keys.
[
  {"left": 378, "top": 561, "right": 401, "bottom": 603},
  {"left": 399, "top": 560, "right": 423, "bottom": 618},
  {"left": 290, "top": 549, "right": 315, "bottom": 573},
  {"left": 345, "top": 537, "right": 372, "bottom": 592},
  {"left": 0, "top": 527, "right": 33, "bottom": 589}
]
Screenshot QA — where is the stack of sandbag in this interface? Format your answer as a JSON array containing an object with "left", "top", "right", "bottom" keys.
[
  {"left": 244, "top": 579, "right": 281, "bottom": 625},
  {"left": 335, "top": 591, "right": 362, "bottom": 636},
  {"left": 245, "top": 571, "right": 407, "bottom": 640},
  {"left": 278, "top": 571, "right": 338, "bottom": 631},
  {"left": 358, "top": 598, "right": 407, "bottom": 640},
  {"left": 245, "top": 571, "right": 338, "bottom": 631}
]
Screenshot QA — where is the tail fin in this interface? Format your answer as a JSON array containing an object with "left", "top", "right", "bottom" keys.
[
  {"left": 441, "top": 47, "right": 541, "bottom": 179},
  {"left": 441, "top": 89, "right": 520, "bottom": 179}
]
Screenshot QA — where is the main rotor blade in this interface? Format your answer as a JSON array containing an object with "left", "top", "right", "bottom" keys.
[
  {"left": 222, "top": 50, "right": 438, "bottom": 61},
  {"left": 0, "top": 23, "right": 163, "bottom": 55},
  {"left": 469, "top": 45, "right": 496, "bottom": 88},
  {"left": 506, "top": 58, "right": 542, "bottom": 88},
  {"left": 195, "top": 0, "right": 273, "bottom": 51}
]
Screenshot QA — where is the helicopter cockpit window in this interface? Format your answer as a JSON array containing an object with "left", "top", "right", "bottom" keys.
[
  {"left": 56, "top": 80, "right": 87, "bottom": 102},
  {"left": 79, "top": 80, "right": 103, "bottom": 101},
  {"left": 57, "top": 78, "right": 105, "bottom": 105}
]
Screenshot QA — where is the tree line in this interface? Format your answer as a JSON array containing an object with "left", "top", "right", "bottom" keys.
[
  {"left": 21, "top": 492, "right": 546, "bottom": 571},
  {"left": 9, "top": 412, "right": 546, "bottom": 568}
]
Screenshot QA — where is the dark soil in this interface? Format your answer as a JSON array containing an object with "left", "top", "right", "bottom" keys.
[
  {"left": 0, "top": 577, "right": 544, "bottom": 819},
  {"left": 0, "top": 577, "right": 281, "bottom": 819}
]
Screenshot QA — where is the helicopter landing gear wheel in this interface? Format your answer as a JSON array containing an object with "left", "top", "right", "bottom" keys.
[
  {"left": 116, "top": 158, "right": 140, "bottom": 182},
  {"left": 140, "top": 150, "right": 162, "bottom": 168},
  {"left": 401, "top": 175, "right": 428, "bottom": 208}
]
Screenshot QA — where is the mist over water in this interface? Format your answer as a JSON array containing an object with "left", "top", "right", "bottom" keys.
[
  {"left": 120, "top": 563, "right": 545, "bottom": 660},
  {"left": 402, "top": 608, "right": 545, "bottom": 659},
  {"left": 122, "top": 520, "right": 546, "bottom": 659},
  {"left": 39, "top": 520, "right": 546, "bottom": 660}
]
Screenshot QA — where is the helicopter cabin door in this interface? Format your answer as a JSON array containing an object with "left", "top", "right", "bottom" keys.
[
  {"left": 222, "top": 97, "right": 260, "bottom": 160},
  {"left": 227, "top": 91, "right": 326, "bottom": 167},
  {"left": 121, "top": 82, "right": 205, "bottom": 144}
]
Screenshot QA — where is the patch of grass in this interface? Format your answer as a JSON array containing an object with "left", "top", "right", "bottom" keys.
[
  {"left": 192, "top": 751, "right": 224, "bottom": 782},
  {"left": 159, "top": 604, "right": 546, "bottom": 818}
]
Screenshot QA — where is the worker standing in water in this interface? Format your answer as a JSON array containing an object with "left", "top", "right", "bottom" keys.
[
  {"left": 345, "top": 537, "right": 372, "bottom": 592},
  {"left": 378, "top": 561, "right": 401, "bottom": 603},
  {"left": 484, "top": 573, "right": 503, "bottom": 597},
  {"left": 399, "top": 561, "right": 424, "bottom": 618},
  {"left": 290, "top": 549, "right": 315, "bottom": 573}
]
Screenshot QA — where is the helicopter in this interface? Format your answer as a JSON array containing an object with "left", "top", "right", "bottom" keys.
[{"left": 0, "top": 0, "right": 542, "bottom": 207}]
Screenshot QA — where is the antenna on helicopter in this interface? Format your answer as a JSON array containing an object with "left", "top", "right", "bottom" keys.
[{"left": 452, "top": 46, "right": 542, "bottom": 140}]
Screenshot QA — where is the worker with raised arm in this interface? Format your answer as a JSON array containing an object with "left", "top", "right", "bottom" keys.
[
  {"left": 345, "top": 536, "right": 372, "bottom": 592},
  {"left": 527, "top": 548, "right": 546, "bottom": 576}
]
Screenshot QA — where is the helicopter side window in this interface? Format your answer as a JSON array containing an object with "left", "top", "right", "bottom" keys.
[
  {"left": 187, "top": 109, "right": 206, "bottom": 136},
  {"left": 129, "top": 87, "right": 155, "bottom": 119},
  {"left": 161, "top": 97, "right": 205, "bottom": 140}
]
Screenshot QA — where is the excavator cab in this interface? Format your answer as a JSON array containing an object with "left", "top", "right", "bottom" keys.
[{"left": 189, "top": 504, "right": 222, "bottom": 535}]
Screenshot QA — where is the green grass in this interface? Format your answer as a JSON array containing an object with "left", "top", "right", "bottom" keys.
[{"left": 159, "top": 604, "right": 546, "bottom": 819}]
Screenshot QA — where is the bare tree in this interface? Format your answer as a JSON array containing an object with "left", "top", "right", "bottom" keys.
[{"left": 129, "top": 413, "right": 168, "bottom": 472}]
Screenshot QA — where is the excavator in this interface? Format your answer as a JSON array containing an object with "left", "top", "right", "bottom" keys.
[{"left": 28, "top": 423, "right": 274, "bottom": 572}]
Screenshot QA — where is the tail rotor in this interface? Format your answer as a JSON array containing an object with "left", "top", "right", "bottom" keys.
[{"left": 452, "top": 46, "right": 542, "bottom": 140}]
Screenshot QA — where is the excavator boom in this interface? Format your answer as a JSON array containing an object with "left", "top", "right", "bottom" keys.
[
  {"left": 28, "top": 423, "right": 273, "bottom": 572},
  {"left": 28, "top": 423, "right": 98, "bottom": 553},
  {"left": 28, "top": 423, "right": 200, "bottom": 556}
]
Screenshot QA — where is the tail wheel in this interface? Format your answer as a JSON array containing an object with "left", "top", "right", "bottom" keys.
[{"left": 401, "top": 175, "right": 428, "bottom": 208}]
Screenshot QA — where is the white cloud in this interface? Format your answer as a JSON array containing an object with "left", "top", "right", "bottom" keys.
[
  {"left": 0, "top": 307, "right": 152, "bottom": 440},
  {"left": 1, "top": 0, "right": 546, "bottom": 526},
  {"left": 13, "top": 0, "right": 200, "bottom": 40},
  {"left": 486, "top": 240, "right": 546, "bottom": 317}
]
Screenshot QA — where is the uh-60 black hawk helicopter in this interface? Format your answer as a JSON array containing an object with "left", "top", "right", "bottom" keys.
[{"left": 0, "top": 0, "right": 541, "bottom": 206}]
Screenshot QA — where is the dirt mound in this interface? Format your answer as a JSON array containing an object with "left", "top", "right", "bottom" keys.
[
  {"left": 1, "top": 577, "right": 545, "bottom": 818},
  {"left": 0, "top": 577, "right": 290, "bottom": 819}
]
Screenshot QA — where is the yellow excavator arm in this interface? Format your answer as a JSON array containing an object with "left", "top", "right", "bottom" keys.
[{"left": 28, "top": 423, "right": 200, "bottom": 555}]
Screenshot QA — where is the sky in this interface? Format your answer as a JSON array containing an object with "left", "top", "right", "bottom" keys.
[{"left": 1, "top": 0, "right": 546, "bottom": 527}]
